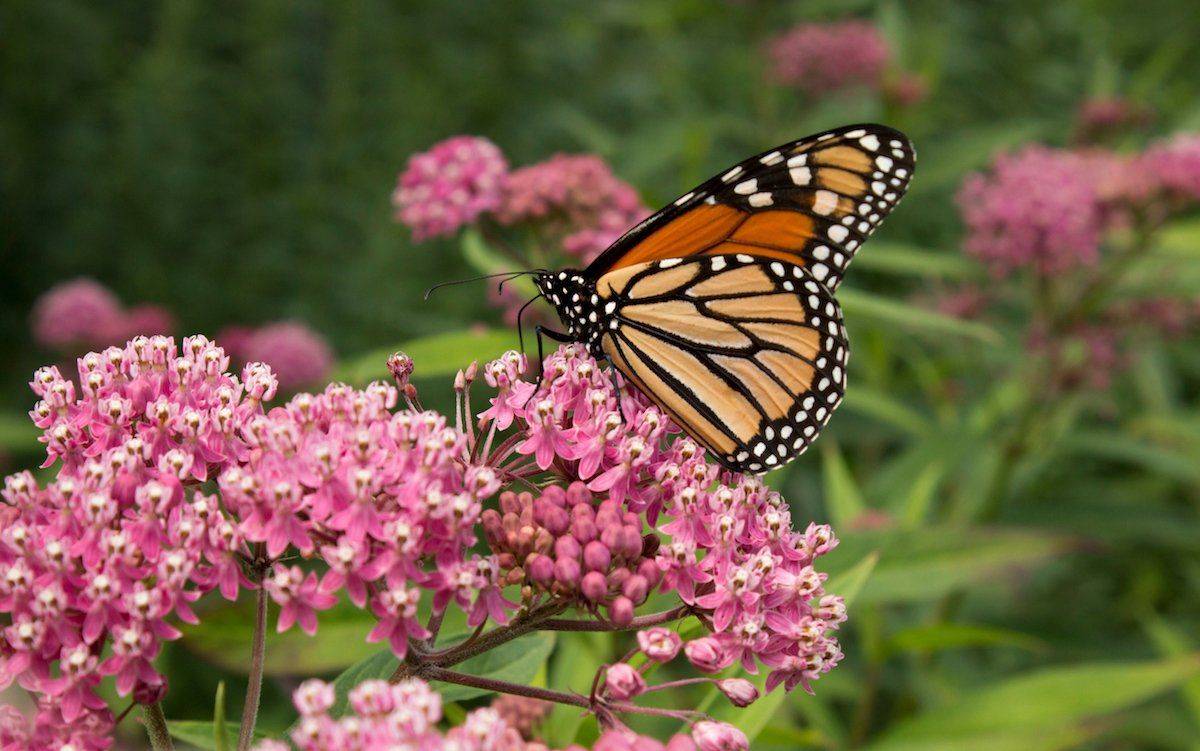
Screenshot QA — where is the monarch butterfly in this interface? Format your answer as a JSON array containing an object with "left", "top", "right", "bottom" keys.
[{"left": 528, "top": 124, "right": 914, "bottom": 474}]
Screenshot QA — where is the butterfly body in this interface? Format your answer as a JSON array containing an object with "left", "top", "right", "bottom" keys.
[{"left": 533, "top": 124, "right": 914, "bottom": 474}]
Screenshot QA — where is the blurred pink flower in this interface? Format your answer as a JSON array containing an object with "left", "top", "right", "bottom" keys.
[
  {"left": 766, "top": 21, "right": 890, "bottom": 95},
  {"left": 1074, "top": 97, "right": 1152, "bottom": 143},
  {"left": 393, "top": 135, "right": 509, "bottom": 240},
  {"left": 116, "top": 304, "right": 176, "bottom": 340},
  {"left": 958, "top": 146, "right": 1103, "bottom": 277},
  {"left": 240, "top": 321, "right": 334, "bottom": 390},
  {"left": 496, "top": 154, "right": 649, "bottom": 262},
  {"left": 31, "top": 278, "right": 124, "bottom": 350},
  {"left": 1141, "top": 133, "right": 1200, "bottom": 203},
  {"left": 883, "top": 71, "right": 929, "bottom": 108}
]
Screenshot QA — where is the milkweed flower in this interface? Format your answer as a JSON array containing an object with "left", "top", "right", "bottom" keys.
[
  {"left": 393, "top": 135, "right": 509, "bottom": 239},
  {"left": 31, "top": 278, "right": 125, "bottom": 350},
  {"left": 1141, "top": 133, "right": 1200, "bottom": 203},
  {"left": 957, "top": 146, "right": 1103, "bottom": 277},
  {"left": 766, "top": 21, "right": 890, "bottom": 95},
  {"left": 496, "top": 153, "right": 650, "bottom": 262},
  {"left": 239, "top": 320, "right": 334, "bottom": 390},
  {"left": 5, "top": 336, "right": 846, "bottom": 748}
]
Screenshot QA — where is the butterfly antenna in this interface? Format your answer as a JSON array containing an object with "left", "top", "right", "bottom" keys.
[
  {"left": 424, "top": 270, "right": 534, "bottom": 301},
  {"left": 514, "top": 293, "right": 541, "bottom": 355}
]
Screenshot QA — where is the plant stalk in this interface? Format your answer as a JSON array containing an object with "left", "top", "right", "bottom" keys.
[
  {"left": 142, "top": 702, "right": 175, "bottom": 751},
  {"left": 237, "top": 573, "right": 269, "bottom": 751}
]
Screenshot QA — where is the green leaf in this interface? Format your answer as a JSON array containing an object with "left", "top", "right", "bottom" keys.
[
  {"left": 182, "top": 600, "right": 380, "bottom": 676},
  {"left": 866, "top": 656, "right": 1200, "bottom": 751},
  {"left": 839, "top": 288, "right": 1001, "bottom": 344},
  {"left": 213, "top": 682, "right": 230, "bottom": 751},
  {"left": 820, "top": 527, "right": 1063, "bottom": 604},
  {"left": 1143, "top": 618, "right": 1200, "bottom": 732},
  {"left": 333, "top": 328, "right": 518, "bottom": 385},
  {"left": 325, "top": 631, "right": 556, "bottom": 716},
  {"left": 167, "top": 721, "right": 259, "bottom": 751},
  {"left": 886, "top": 623, "right": 1046, "bottom": 656},
  {"left": 821, "top": 442, "right": 866, "bottom": 527},
  {"left": 1061, "top": 429, "right": 1200, "bottom": 485},
  {"left": 825, "top": 550, "right": 878, "bottom": 607},
  {"left": 841, "top": 387, "right": 931, "bottom": 438},
  {"left": 853, "top": 242, "right": 979, "bottom": 280}
]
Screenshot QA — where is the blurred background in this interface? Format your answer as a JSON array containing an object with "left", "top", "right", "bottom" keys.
[{"left": 4, "top": 0, "right": 1200, "bottom": 748}]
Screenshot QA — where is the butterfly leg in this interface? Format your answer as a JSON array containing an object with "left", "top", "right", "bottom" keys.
[{"left": 534, "top": 325, "right": 573, "bottom": 383}]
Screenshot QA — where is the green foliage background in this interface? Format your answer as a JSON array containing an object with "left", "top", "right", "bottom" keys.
[{"left": 4, "top": 1, "right": 1200, "bottom": 749}]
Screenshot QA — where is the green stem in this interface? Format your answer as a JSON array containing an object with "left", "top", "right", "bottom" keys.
[
  {"left": 142, "top": 702, "right": 175, "bottom": 751},
  {"left": 237, "top": 570, "right": 269, "bottom": 751}
]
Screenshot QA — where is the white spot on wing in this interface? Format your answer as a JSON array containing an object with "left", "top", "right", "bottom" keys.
[
  {"left": 812, "top": 190, "right": 838, "bottom": 216},
  {"left": 734, "top": 178, "right": 758, "bottom": 195},
  {"left": 748, "top": 192, "right": 773, "bottom": 207}
]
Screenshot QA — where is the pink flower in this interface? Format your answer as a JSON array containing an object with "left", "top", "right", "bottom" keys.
[
  {"left": 604, "top": 663, "right": 646, "bottom": 700},
  {"left": 637, "top": 627, "right": 682, "bottom": 662},
  {"left": 766, "top": 21, "right": 890, "bottom": 95},
  {"left": 266, "top": 565, "right": 336, "bottom": 636},
  {"left": 117, "top": 304, "right": 176, "bottom": 339},
  {"left": 1141, "top": 133, "right": 1200, "bottom": 202},
  {"left": 239, "top": 321, "right": 334, "bottom": 390},
  {"left": 495, "top": 154, "right": 649, "bottom": 263},
  {"left": 392, "top": 135, "right": 509, "bottom": 240},
  {"left": 958, "top": 146, "right": 1102, "bottom": 277},
  {"left": 31, "top": 278, "right": 124, "bottom": 350},
  {"left": 691, "top": 721, "right": 749, "bottom": 751},
  {"left": 716, "top": 678, "right": 759, "bottom": 707},
  {"left": 684, "top": 636, "right": 736, "bottom": 674}
]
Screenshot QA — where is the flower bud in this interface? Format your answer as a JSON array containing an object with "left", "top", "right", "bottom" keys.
[
  {"left": 692, "top": 720, "right": 749, "bottom": 751},
  {"left": 604, "top": 663, "right": 646, "bottom": 700},
  {"left": 666, "top": 735, "right": 698, "bottom": 751},
  {"left": 554, "top": 557, "right": 582, "bottom": 586},
  {"left": 387, "top": 351, "right": 414, "bottom": 387},
  {"left": 527, "top": 554, "right": 555, "bottom": 585},
  {"left": 608, "top": 595, "right": 634, "bottom": 627},
  {"left": 716, "top": 678, "right": 759, "bottom": 707},
  {"left": 621, "top": 574, "right": 648, "bottom": 603},
  {"left": 685, "top": 637, "right": 732, "bottom": 674},
  {"left": 581, "top": 571, "right": 607, "bottom": 601},
  {"left": 583, "top": 541, "right": 611, "bottom": 571},
  {"left": 637, "top": 627, "right": 682, "bottom": 663},
  {"left": 133, "top": 677, "right": 167, "bottom": 705},
  {"left": 554, "top": 536, "right": 581, "bottom": 561}
]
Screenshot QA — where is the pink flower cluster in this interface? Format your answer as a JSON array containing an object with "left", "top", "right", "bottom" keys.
[
  {"left": 1141, "top": 133, "right": 1200, "bottom": 203},
  {"left": 31, "top": 278, "right": 175, "bottom": 352},
  {"left": 1, "top": 335, "right": 271, "bottom": 742},
  {"left": 483, "top": 484, "right": 662, "bottom": 625},
  {"left": 958, "top": 135, "right": 1200, "bottom": 278},
  {"left": 766, "top": 21, "right": 890, "bottom": 95},
  {"left": 495, "top": 154, "right": 650, "bottom": 263},
  {"left": 254, "top": 678, "right": 735, "bottom": 751},
  {"left": 957, "top": 146, "right": 1104, "bottom": 277},
  {"left": 3, "top": 336, "right": 845, "bottom": 748},
  {"left": 392, "top": 136, "right": 509, "bottom": 240},
  {"left": 1074, "top": 97, "right": 1152, "bottom": 143},
  {"left": 220, "top": 320, "right": 335, "bottom": 390}
]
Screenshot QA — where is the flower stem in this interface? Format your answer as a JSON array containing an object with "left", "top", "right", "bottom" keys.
[
  {"left": 420, "top": 666, "right": 703, "bottom": 721},
  {"left": 540, "top": 605, "right": 693, "bottom": 632},
  {"left": 142, "top": 702, "right": 175, "bottom": 751},
  {"left": 238, "top": 568, "right": 269, "bottom": 751}
]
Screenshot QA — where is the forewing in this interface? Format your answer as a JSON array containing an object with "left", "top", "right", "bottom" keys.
[{"left": 586, "top": 123, "right": 915, "bottom": 291}]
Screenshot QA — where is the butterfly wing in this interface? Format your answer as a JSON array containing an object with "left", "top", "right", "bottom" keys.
[
  {"left": 586, "top": 123, "right": 914, "bottom": 291},
  {"left": 597, "top": 254, "right": 846, "bottom": 473}
]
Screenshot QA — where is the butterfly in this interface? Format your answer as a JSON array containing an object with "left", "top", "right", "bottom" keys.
[{"left": 531, "top": 124, "right": 914, "bottom": 474}]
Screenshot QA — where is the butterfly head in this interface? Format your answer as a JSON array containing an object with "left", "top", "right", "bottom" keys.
[{"left": 534, "top": 269, "right": 604, "bottom": 351}]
